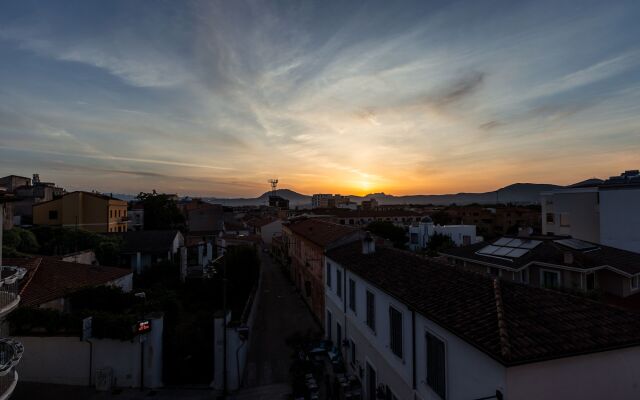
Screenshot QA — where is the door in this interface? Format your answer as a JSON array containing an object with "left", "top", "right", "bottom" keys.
[{"left": 366, "top": 362, "right": 377, "bottom": 400}]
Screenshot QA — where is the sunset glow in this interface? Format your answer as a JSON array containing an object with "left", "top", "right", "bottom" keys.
[{"left": 1, "top": 1, "right": 639, "bottom": 197}]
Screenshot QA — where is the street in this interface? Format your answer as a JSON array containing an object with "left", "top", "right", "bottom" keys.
[{"left": 241, "top": 249, "right": 322, "bottom": 389}]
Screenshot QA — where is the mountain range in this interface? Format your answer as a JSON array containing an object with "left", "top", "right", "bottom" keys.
[{"left": 201, "top": 183, "right": 565, "bottom": 207}]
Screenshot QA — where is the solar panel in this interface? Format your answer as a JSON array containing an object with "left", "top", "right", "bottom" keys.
[
  {"left": 493, "top": 238, "right": 513, "bottom": 246},
  {"left": 506, "top": 248, "right": 528, "bottom": 258},
  {"left": 493, "top": 246, "right": 514, "bottom": 256},
  {"left": 554, "top": 238, "right": 597, "bottom": 251},
  {"left": 507, "top": 238, "right": 524, "bottom": 248},
  {"left": 519, "top": 240, "right": 542, "bottom": 249},
  {"left": 477, "top": 245, "right": 500, "bottom": 255}
]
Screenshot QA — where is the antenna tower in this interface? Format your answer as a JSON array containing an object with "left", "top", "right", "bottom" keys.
[{"left": 268, "top": 179, "right": 278, "bottom": 196}]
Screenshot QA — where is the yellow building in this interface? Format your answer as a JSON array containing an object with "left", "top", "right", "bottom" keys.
[{"left": 33, "top": 191, "right": 128, "bottom": 233}]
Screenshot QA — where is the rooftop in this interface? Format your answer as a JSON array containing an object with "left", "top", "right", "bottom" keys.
[
  {"left": 441, "top": 236, "right": 640, "bottom": 275},
  {"left": 285, "top": 218, "right": 358, "bottom": 247},
  {"left": 308, "top": 208, "right": 423, "bottom": 218},
  {"left": 327, "top": 242, "right": 640, "bottom": 366},
  {"left": 6, "top": 257, "right": 131, "bottom": 307},
  {"left": 118, "top": 230, "right": 181, "bottom": 254}
]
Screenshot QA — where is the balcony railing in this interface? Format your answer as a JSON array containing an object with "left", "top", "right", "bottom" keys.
[
  {"left": 0, "top": 266, "right": 26, "bottom": 318},
  {"left": 0, "top": 338, "right": 23, "bottom": 400}
]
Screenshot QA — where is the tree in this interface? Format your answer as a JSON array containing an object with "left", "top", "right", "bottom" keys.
[
  {"left": 136, "top": 190, "right": 185, "bottom": 230},
  {"left": 426, "top": 233, "right": 455, "bottom": 257},
  {"left": 3, "top": 227, "right": 39, "bottom": 254},
  {"left": 30, "top": 226, "right": 121, "bottom": 265},
  {"left": 430, "top": 211, "right": 451, "bottom": 226},
  {"left": 366, "top": 221, "right": 407, "bottom": 249}
]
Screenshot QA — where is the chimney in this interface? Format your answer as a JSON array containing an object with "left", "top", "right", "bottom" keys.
[
  {"left": 362, "top": 232, "right": 375, "bottom": 255},
  {"left": 564, "top": 251, "right": 574, "bottom": 265}
]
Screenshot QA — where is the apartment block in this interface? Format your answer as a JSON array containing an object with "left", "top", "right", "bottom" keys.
[
  {"left": 33, "top": 191, "right": 128, "bottom": 233},
  {"left": 326, "top": 239, "right": 640, "bottom": 400}
]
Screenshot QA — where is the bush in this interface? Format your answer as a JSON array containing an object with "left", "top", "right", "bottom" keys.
[{"left": 3, "top": 227, "right": 39, "bottom": 254}]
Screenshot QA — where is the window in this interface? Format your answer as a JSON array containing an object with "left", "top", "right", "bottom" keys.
[
  {"left": 389, "top": 306, "right": 403, "bottom": 358},
  {"left": 631, "top": 276, "right": 639, "bottom": 291},
  {"left": 366, "top": 290, "right": 376, "bottom": 332},
  {"left": 48, "top": 210, "right": 58, "bottom": 220},
  {"left": 541, "top": 269, "right": 560, "bottom": 288},
  {"left": 326, "top": 263, "right": 332, "bottom": 288},
  {"left": 336, "top": 322, "right": 342, "bottom": 350},
  {"left": 559, "top": 212, "right": 570, "bottom": 227},
  {"left": 110, "top": 210, "right": 113, "bottom": 218},
  {"left": 350, "top": 339, "right": 356, "bottom": 365},
  {"left": 337, "top": 269, "right": 342, "bottom": 298},
  {"left": 546, "top": 213, "right": 554, "bottom": 223},
  {"left": 326, "top": 310, "right": 332, "bottom": 341},
  {"left": 426, "top": 332, "right": 446, "bottom": 399},
  {"left": 349, "top": 279, "right": 357, "bottom": 312}
]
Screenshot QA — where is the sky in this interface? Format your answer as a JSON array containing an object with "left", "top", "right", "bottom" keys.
[{"left": 1, "top": 0, "right": 640, "bottom": 197}]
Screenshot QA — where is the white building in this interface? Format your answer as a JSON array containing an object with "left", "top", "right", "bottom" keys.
[
  {"left": 325, "top": 239, "right": 640, "bottom": 400},
  {"left": 541, "top": 170, "right": 640, "bottom": 253},
  {"left": 408, "top": 217, "right": 481, "bottom": 251}
]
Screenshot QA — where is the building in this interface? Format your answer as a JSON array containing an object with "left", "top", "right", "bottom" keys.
[
  {"left": 0, "top": 260, "right": 27, "bottom": 399},
  {"left": 447, "top": 205, "right": 541, "bottom": 238},
  {"left": 282, "top": 219, "right": 361, "bottom": 324},
  {"left": 307, "top": 209, "right": 425, "bottom": 227},
  {"left": 541, "top": 187, "right": 600, "bottom": 242},
  {"left": 541, "top": 170, "right": 640, "bottom": 253},
  {"left": 32, "top": 191, "right": 128, "bottom": 233},
  {"left": 0, "top": 175, "right": 31, "bottom": 192},
  {"left": 440, "top": 235, "right": 640, "bottom": 299},
  {"left": 312, "top": 194, "right": 352, "bottom": 209},
  {"left": 325, "top": 240, "right": 640, "bottom": 400},
  {"left": 246, "top": 217, "right": 283, "bottom": 245},
  {"left": 408, "top": 216, "right": 481, "bottom": 251},
  {"left": 127, "top": 204, "right": 144, "bottom": 231},
  {"left": 7, "top": 257, "right": 132, "bottom": 310},
  {"left": 360, "top": 198, "right": 378, "bottom": 210},
  {"left": 268, "top": 195, "right": 289, "bottom": 210},
  {"left": 185, "top": 202, "right": 224, "bottom": 233},
  {"left": 118, "top": 230, "right": 184, "bottom": 274},
  {"left": 1, "top": 174, "right": 65, "bottom": 225}
]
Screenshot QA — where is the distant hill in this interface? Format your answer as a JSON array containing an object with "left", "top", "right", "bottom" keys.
[
  {"left": 204, "top": 189, "right": 312, "bottom": 207},
  {"left": 347, "top": 183, "right": 563, "bottom": 206},
  {"left": 202, "top": 183, "right": 564, "bottom": 207}
]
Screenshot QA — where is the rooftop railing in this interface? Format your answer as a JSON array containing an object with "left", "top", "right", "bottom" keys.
[
  {"left": 0, "top": 338, "right": 23, "bottom": 400},
  {"left": 0, "top": 266, "right": 26, "bottom": 318}
]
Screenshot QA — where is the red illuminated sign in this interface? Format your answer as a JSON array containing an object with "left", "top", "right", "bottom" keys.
[{"left": 135, "top": 320, "right": 151, "bottom": 335}]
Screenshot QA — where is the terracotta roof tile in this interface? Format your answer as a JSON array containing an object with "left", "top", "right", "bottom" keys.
[
  {"left": 327, "top": 242, "right": 640, "bottom": 365},
  {"left": 6, "top": 257, "right": 131, "bottom": 307},
  {"left": 286, "top": 219, "right": 359, "bottom": 247}
]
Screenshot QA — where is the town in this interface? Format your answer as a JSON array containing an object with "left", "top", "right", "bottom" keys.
[
  {"left": 2, "top": 1, "right": 640, "bottom": 399},
  {"left": 1, "top": 170, "right": 640, "bottom": 399}
]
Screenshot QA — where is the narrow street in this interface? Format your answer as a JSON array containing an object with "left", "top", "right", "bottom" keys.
[{"left": 241, "top": 249, "right": 322, "bottom": 390}]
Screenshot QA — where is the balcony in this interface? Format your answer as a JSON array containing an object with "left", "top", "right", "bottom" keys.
[
  {"left": 0, "top": 338, "right": 24, "bottom": 400},
  {"left": 0, "top": 266, "right": 26, "bottom": 318}
]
